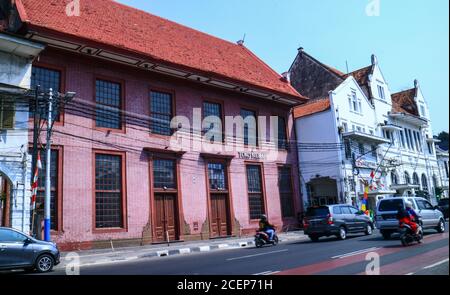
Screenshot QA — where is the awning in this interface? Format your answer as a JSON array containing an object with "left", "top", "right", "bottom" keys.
[
  {"left": 390, "top": 184, "right": 420, "bottom": 191},
  {"left": 342, "top": 131, "right": 390, "bottom": 145},
  {"left": 389, "top": 112, "right": 428, "bottom": 127},
  {"left": 380, "top": 124, "right": 403, "bottom": 132}
]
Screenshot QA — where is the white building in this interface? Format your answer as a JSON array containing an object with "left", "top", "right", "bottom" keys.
[
  {"left": 0, "top": 31, "right": 44, "bottom": 232},
  {"left": 290, "top": 49, "right": 441, "bottom": 210},
  {"left": 436, "top": 147, "right": 449, "bottom": 199}
]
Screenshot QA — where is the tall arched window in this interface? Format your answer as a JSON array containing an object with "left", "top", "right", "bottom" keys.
[
  {"left": 421, "top": 174, "right": 428, "bottom": 192},
  {"left": 391, "top": 171, "right": 398, "bottom": 185},
  {"left": 413, "top": 172, "right": 420, "bottom": 186},
  {"left": 404, "top": 172, "right": 411, "bottom": 184}
]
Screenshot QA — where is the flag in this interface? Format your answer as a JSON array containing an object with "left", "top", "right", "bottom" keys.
[{"left": 30, "top": 152, "right": 41, "bottom": 211}]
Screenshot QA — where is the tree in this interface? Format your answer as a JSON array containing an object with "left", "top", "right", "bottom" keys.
[{"left": 436, "top": 131, "right": 449, "bottom": 151}]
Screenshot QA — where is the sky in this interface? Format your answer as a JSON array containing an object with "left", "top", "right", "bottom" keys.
[{"left": 118, "top": 0, "right": 449, "bottom": 134}]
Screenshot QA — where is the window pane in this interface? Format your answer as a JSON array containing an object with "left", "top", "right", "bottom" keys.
[
  {"left": 241, "top": 109, "right": 257, "bottom": 146},
  {"left": 278, "top": 167, "right": 294, "bottom": 217},
  {"left": 246, "top": 165, "right": 264, "bottom": 219},
  {"left": 95, "top": 80, "right": 122, "bottom": 129},
  {"left": 153, "top": 159, "right": 176, "bottom": 189},
  {"left": 36, "top": 149, "right": 59, "bottom": 230},
  {"left": 277, "top": 117, "right": 288, "bottom": 149},
  {"left": 208, "top": 163, "right": 226, "bottom": 190},
  {"left": 203, "top": 102, "right": 223, "bottom": 142},
  {"left": 95, "top": 154, "right": 123, "bottom": 228},
  {"left": 246, "top": 165, "right": 262, "bottom": 193},
  {"left": 30, "top": 66, "right": 61, "bottom": 121},
  {"left": 150, "top": 91, "right": 173, "bottom": 135}
]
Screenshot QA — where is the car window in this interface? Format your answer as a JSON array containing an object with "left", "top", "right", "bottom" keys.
[
  {"left": 341, "top": 206, "right": 351, "bottom": 214},
  {"left": 306, "top": 207, "right": 330, "bottom": 217},
  {"left": 0, "top": 229, "right": 27, "bottom": 243},
  {"left": 333, "top": 206, "right": 342, "bottom": 214},
  {"left": 348, "top": 207, "right": 359, "bottom": 214},
  {"left": 378, "top": 199, "right": 403, "bottom": 211},
  {"left": 417, "top": 200, "right": 433, "bottom": 210}
]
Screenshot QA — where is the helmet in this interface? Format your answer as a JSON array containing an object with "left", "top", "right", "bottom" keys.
[
  {"left": 405, "top": 201, "right": 413, "bottom": 208},
  {"left": 260, "top": 214, "right": 267, "bottom": 220}
]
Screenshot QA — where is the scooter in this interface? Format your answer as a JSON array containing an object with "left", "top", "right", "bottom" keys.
[
  {"left": 255, "top": 230, "right": 279, "bottom": 248},
  {"left": 399, "top": 221, "right": 423, "bottom": 246}
]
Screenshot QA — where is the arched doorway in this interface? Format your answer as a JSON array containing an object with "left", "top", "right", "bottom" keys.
[
  {"left": 0, "top": 172, "right": 12, "bottom": 227},
  {"left": 421, "top": 174, "right": 428, "bottom": 192}
]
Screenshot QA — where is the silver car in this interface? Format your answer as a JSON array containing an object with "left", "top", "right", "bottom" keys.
[
  {"left": 0, "top": 227, "right": 60, "bottom": 273},
  {"left": 375, "top": 197, "right": 446, "bottom": 239}
]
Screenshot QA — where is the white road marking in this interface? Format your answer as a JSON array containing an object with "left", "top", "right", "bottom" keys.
[
  {"left": 423, "top": 258, "right": 449, "bottom": 269},
  {"left": 218, "top": 244, "right": 229, "bottom": 249},
  {"left": 227, "top": 249, "right": 288, "bottom": 261},
  {"left": 253, "top": 270, "right": 280, "bottom": 275},
  {"left": 331, "top": 247, "right": 380, "bottom": 259},
  {"left": 405, "top": 272, "right": 415, "bottom": 275}
]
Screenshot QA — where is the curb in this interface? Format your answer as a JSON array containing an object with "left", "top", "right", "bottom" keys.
[{"left": 56, "top": 234, "right": 306, "bottom": 269}]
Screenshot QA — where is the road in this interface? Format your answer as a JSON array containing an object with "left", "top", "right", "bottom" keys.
[{"left": 33, "top": 227, "right": 448, "bottom": 276}]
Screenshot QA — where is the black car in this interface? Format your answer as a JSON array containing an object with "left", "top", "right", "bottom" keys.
[
  {"left": 303, "top": 205, "right": 374, "bottom": 242},
  {"left": 438, "top": 198, "right": 449, "bottom": 219},
  {"left": 0, "top": 227, "right": 60, "bottom": 273}
]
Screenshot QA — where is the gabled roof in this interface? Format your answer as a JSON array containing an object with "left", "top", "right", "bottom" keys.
[
  {"left": 16, "top": 0, "right": 304, "bottom": 100},
  {"left": 344, "top": 65, "right": 373, "bottom": 86},
  {"left": 293, "top": 97, "right": 330, "bottom": 119},
  {"left": 391, "top": 88, "right": 419, "bottom": 116}
]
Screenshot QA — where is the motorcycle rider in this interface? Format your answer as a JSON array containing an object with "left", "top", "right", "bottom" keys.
[
  {"left": 258, "top": 214, "right": 276, "bottom": 241},
  {"left": 397, "top": 201, "right": 420, "bottom": 236}
]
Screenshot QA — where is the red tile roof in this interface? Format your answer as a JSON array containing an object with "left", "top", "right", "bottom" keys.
[
  {"left": 391, "top": 88, "right": 419, "bottom": 116},
  {"left": 16, "top": 0, "right": 304, "bottom": 100},
  {"left": 293, "top": 97, "right": 330, "bottom": 119},
  {"left": 344, "top": 65, "right": 372, "bottom": 86}
]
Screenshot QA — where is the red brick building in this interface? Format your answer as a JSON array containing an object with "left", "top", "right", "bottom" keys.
[{"left": 6, "top": 0, "right": 306, "bottom": 250}]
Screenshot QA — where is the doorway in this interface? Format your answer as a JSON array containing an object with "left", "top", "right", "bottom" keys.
[{"left": 206, "top": 161, "right": 231, "bottom": 238}]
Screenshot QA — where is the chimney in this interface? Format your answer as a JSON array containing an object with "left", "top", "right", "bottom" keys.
[{"left": 414, "top": 79, "right": 419, "bottom": 89}]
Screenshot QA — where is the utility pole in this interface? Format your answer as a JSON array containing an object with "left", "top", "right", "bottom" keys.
[
  {"left": 44, "top": 88, "right": 53, "bottom": 242},
  {"left": 31, "top": 85, "right": 40, "bottom": 183}
]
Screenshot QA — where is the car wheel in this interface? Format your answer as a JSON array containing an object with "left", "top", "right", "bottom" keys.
[
  {"left": 337, "top": 227, "right": 347, "bottom": 240},
  {"left": 436, "top": 219, "right": 445, "bottom": 233},
  {"left": 381, "top": 231, "right": 391, "bottom": 240},
  {"left": 365, "top": 223, "right": 373, "bottom": 235},
  {"left": 35, "top": 254, "right": 54, "bottom": 273},
  {"left": 309, "top": 235, "right": 319, "bottom": 242}
]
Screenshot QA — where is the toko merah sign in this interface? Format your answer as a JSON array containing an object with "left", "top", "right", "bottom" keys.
[{"left": 238, "top": 152, "right": 267, "bottom": 160}]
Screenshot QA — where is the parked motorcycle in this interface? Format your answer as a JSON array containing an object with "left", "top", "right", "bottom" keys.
[
  {"left": 254, "top": 230, "right": 279, "bottom": 248},
  {"left": 399, "top": 222, "right": 423, "bottom": 246}
]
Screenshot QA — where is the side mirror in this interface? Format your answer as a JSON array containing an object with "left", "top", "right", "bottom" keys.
[{"left": 24, "top": 238, "right": 33, "bottom": 244}]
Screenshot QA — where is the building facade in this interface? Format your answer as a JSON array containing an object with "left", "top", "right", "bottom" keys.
[
  {"left": 0, "top": 31, "right": 44, "bottom": 231},
  {"left": 436, "top": 147, "right": 449, "bottom": 199},
  {"left": 5, "top": 0, "right": 306, "bottom": 249},
  {"left": 290, "top": 48, "right": 441, "bottom": 210}
]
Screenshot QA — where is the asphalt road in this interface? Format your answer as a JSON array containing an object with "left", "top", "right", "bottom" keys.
[{"left": 34, "top": 226, "right": 448, "bottom": 276}]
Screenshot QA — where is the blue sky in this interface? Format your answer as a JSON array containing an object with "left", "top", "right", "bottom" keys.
[{"left": 118, "top": 0, "right": 449, "bottom": 134}]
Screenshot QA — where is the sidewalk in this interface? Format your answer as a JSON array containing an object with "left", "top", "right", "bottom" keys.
[{"left": 56, "top": 230, "right": 307, "bottom": 269}]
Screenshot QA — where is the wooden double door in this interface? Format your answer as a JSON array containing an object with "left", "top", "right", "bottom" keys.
[
  {"left": 210, "top": 193, "right": 230, "bottom": 238},
  {"left": 154, "top": 194, "right": 179, "bottom": 242}
]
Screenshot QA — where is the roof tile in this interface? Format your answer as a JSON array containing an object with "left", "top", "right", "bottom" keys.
[
  {"left": 18, "top": 0, "right": 303, "bottom": 99},
  {"left": 293, "top": 97, "right": 330, "bottom": 118}
]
